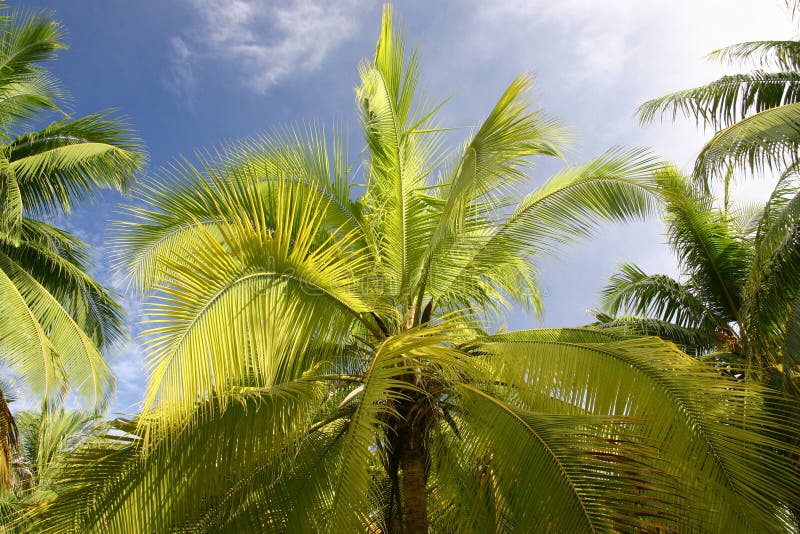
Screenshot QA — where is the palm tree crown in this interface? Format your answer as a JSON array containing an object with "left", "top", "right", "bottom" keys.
[
  {"left": 0, "top": 4, "right": 144, "bottom": 490},
  {"left": 595, "top": 169, "right": 800, "bottom": 389},
  {"left": 19, "top": 6, "right": 800, "bottom": 533}
]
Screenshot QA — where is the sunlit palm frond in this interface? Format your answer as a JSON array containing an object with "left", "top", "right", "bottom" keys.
[
  {"left": 15, "top": 409, "right": 97, "bottom": 490},
  {"left": 0, "top": 251, "right": 114, "bottom": 413},
  {"left": 414, "top": 74, "right": 568, "bottom": 321},
  {"left": 0, "top": 72, "right": 63, "bottom": 142},
  {"left": 356, "top": 6, "right": 447, "bottom": 310},
  {"left": 18, "top": 378, "right": 326, "bottom": 533},
  {"left": 134, "top": 174, "right": 374, "bottom": 425},
  {"left": 477, "top": 332, "right": 800, "bottom": 530},
  {"left": 0, "top": 7, "right": 63, "bottom": 86},
  {"left": 220, "top": 126, "right": 373, "bottom": 248},
  {"left": 426, "top": 149, "right": 661, "bottom": 318}
]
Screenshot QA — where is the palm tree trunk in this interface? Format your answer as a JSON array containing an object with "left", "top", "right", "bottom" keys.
[{"left": 399, "top": 429, "right": 428, "bottom": 533}]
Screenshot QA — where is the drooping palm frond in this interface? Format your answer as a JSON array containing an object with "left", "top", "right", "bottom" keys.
[
  {"left": 741, "top": 171, "right": 800, "bottom": 368},
  {"left": 0, "top": 251, "right": 115, "bottom": 413},
  {"left": 785, "top": 293, "right": 800, "bottom": 386},
  {"left": 658, "top": 171, "right": 751, "bottom": 323},
  {"left": 16, "top": 378, "right": 327, "bottom": 533},
  {"left": 638, "top": 16, "right": 800, "bottom": 183},
  {"left": 8, "top": 112, "right": 144, "bottom": 218},
  {"left": 3, "top": 218, "right": 125, "bottom": 350},
  {"left": 590, "top": 314, "right": 720, "bottom": 354},
  {"left": 477, "top": 331, "right": 800, "bottom": 531},
  {"left": 638, "top": 72, "right": 800, "bottom": 130},
  {"left": 600, "top": 262, "right": 717, "bottom": 330},
  {"left": 694, "top": 102, "right": 800, "bottom": 180},
  {"left": 709, "top": 40, "right": 800, "bottom": 71}
]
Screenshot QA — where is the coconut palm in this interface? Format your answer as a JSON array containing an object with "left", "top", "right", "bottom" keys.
[
  {"left": 594, "top": 168, "right": 800, "bottom": 390},
  {"left": 0, "top": 409, "right": 97, "bottom": 526},
  {"left": 20, "top": 6, "right": 800, "bottom": 533},
  {"left": 0, "top": 4, "right": 144, "bottom": 489},
  {"left": 638, "top": 1, "right": 800, "bottom": 183}
]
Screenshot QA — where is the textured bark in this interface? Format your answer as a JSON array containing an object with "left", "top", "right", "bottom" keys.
[{"left": 399, "top": 436, "right": 428, "bottom": 533}]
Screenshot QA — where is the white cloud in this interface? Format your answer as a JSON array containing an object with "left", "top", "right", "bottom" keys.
[
  {"left": 166, "top": 36, "right": 195, "bottom": 102},
  {"left": 110, "top": 340, "right": 146, "bottom": 414},
  {"left": 422, "top": 0, "right": 798, "bottom": 327},
  {"left": 167, "top": 0, "right": 364, "bottom": 97}
]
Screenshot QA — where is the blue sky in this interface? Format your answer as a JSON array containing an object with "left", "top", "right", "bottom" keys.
[{"left": 15, "top": 0, "right": 798, "bottom": 414}]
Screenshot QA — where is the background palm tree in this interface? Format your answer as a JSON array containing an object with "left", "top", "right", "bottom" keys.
[
  {"left": 20, "top": 6, "right": 800, "bottom": 533},
  {"left": 593, "top": 169, "right": 800, "bottom": 389},
  {"left": 0, "top": 409, "right": 97, "bottom": 527},
  {"left": 638, "top": 0, "right": 800, "bottom": 184},
  {"left": 0, "top": 4, "right": 144, "bottom": 490}
]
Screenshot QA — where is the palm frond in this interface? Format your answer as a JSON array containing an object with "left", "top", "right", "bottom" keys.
[
  {"left": 589, "top": 314, "right": 720, "bottom": 354},
  {"left": 477, "top": 333, "right": 800, "bottom": 530},
  {"left": 414, "top": 74, "right": 568, "bottom": 321},
  {"left": 742, "top": 180, "right": 800, "bottom": 368},
  {"left": 446, "top": 384, "right": 678, "bottom": 531},
  {"left": 427, "top": 149, "right": 661, "bottom": 318},
  {"left": 658, "top": 170, "right": 751, "bottom": 323},
  {"left": 600, "top": 262, "right": 717, "bottom": 330},
  {"left": 8, "top": 112, "right": 145, "bottom": 218},
  {"left": 3, "top": 218, "right": 126, "bottom": 350},
  {"left": 638, "top": 72, "right": 800, "bottom": 130},
  {"left": 0, "top": 7, "right": 63, "bottom": 87},
  {"left": 357, "top": 5, "right": 444, "bottom": 310},
  {"left": 694, "top": 102, "right": 800, "bottom": 180},
  {"left": 135, "top": 175, "right": 373, "bottom": 425},
  {"left": 18, "top": 379, "right": 326, "bottom": 533},
  {"left": 708, "top": 40, "right": 800, "bottom": 71},
  {"left": 0, "top": 388, "right": 18, "bottom": 492},
  {"left": 0, "top": 251, "right": 114, "bottom": 413}
]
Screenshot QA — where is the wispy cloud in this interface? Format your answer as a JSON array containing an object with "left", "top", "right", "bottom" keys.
[
  {"left": 167, "top": 0, "right": 364, "bottom": 99},
  {"left": 165, "top": 36, "right": 195, "bottom": 103}
]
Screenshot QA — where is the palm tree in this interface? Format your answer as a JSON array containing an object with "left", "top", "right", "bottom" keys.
[
  {"left": 0, "top": 4, "right": 144, "bottom": 489},
  {"left": 594, "top": 168, "right": 800, "bottom": 389},
  {"left": 638, "top": 1, "right": 800, "bottom": 183},
  {"left": 0, "top": 409, "right": 98, "bottom": 527},
  {"left": 21, "top": 6, "right": 800, "bottom": 532}
]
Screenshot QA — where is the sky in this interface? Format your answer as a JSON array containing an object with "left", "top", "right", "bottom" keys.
[{"left": 13, "top": 0, "right": 798, "bottom": 414}]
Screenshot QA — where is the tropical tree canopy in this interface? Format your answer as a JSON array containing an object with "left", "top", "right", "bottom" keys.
[
  {"left": 0, "top": 3, "right": 144, "bottom": 491},
  {"left": 0, "top": 409, "right": 98, "bottom": 524},
  {"left": 597, "top": 135, "right": 800, "bottom": 391},
  {"left": 13, "top": 6, "right": 800, "bottom": 533},
  {"left": 638, "top": 1, "right": 800, "bottom": 184}
]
